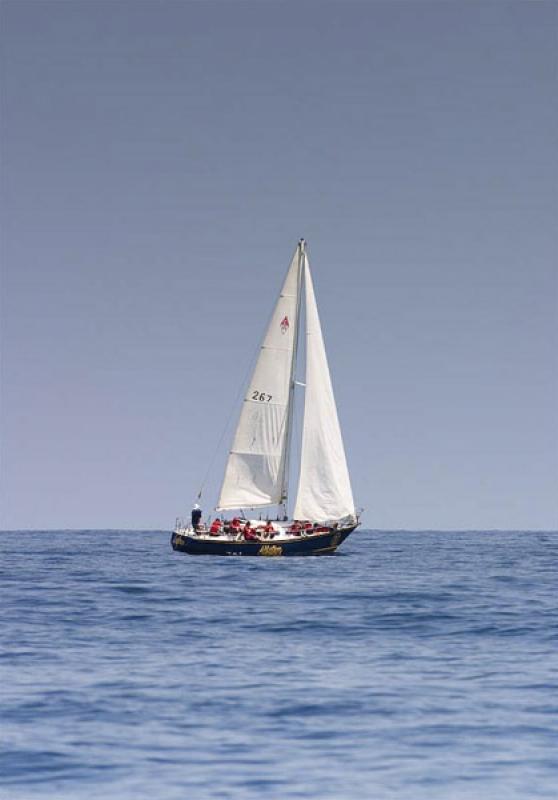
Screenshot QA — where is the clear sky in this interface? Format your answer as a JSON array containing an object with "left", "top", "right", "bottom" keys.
[{"left": 1, "top": 0, "right": 557, "bottom": 530}]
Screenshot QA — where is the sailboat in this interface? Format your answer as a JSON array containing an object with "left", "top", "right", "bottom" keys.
[{"left": 171, "top": 239, "right": 359, "bottom": 556}]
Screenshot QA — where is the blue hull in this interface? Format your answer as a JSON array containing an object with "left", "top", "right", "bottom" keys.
[{"left": 170, "top": 526, "right": 357, "bottom": 556}]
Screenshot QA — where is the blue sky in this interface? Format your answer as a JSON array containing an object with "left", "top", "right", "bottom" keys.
[{"left": 1, "top": 0, "right": 557, "bottom": 529}]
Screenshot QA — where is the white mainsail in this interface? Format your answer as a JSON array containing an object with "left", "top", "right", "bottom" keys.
[
  {"left": 293, "top": 255, "right": 355, "bottom": 522},
  {"left": 217, "top": 247, "right": 302, "bottom": 510}
]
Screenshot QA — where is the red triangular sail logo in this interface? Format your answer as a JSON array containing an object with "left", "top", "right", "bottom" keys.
[{"left": 280, "top": 316, "right": 289, "bottom": 334}]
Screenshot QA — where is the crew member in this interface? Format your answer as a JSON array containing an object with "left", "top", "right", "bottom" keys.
[
  {"left": 209, "top": 518, "right": 222, "bottom": 536},
  {"left": 243, "top": 521, "right": 258, "bottom": 541},
  {"left": 191, "top": 503, "right": 202, "bottom": 530},
  {"left": 289, "top": 521, "right": 302, "bottom": 536}
]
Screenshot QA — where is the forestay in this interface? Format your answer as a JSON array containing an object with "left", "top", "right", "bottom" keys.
[
  {"left": 217, "top": 249, "right": 301, "bottom": 510},
  {"left": 293, "top": 256, "right": 355, "bottom": 522}
]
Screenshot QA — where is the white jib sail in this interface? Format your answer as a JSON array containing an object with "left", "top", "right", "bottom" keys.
[
  {"left": 217, "top": 248, "right": 301, "bottom": 510},
  {"left": 293, "top": 255, "right": 355, "bottom": 522}
]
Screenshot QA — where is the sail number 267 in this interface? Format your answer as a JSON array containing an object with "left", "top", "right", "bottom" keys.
[{"left": 252, "top": 391, "right": 273, "bottom": 402}]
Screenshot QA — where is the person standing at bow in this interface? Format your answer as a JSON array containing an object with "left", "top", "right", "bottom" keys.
[{"left": 191, "top": 503, "right": 202, "bottom": 530}]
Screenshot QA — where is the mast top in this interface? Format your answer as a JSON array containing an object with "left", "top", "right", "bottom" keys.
[{"left": 298, "top": 238, "right": 306, "bottom": 252}]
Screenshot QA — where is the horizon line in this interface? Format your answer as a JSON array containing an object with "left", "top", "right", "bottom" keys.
[{"left": 1, "top": 528, "right": 557, "bottom": 535}]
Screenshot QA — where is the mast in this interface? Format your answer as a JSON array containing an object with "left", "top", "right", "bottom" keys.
[{"left": 278, "top": 238, "right": 305, "bottom": 519}]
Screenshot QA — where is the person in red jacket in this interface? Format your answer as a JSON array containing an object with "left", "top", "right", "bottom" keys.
[
  {"left": 209, "top": 518, "right": 222, "bottom": 536},
  {"left": 243, "top": 521, "right": 258, "bottom": 541},
  {"left": 289, "top": 521, "right": 302, "bottom": 536},
  {"left": 263, "top": 521, "right": 276, "bottom": 539}
]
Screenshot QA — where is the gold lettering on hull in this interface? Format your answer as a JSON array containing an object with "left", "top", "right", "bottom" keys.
[{"left": 258, "top": 544, "right": 283, "bottom": 557}]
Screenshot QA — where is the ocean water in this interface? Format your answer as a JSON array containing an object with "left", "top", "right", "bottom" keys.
[{"left": 1, "top": 530, "right": 557, "bottom": 800}]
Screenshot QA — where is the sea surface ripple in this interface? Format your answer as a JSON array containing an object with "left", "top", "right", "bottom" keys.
[{"left": 1, "top": 530, "right": 557, "bottom": 799}]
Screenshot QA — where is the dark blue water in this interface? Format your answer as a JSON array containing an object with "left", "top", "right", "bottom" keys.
[{"left": 1, "top": 530, "right": 557, "bottom": 800}]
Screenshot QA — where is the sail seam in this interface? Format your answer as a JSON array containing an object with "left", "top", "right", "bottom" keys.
[{"left": 241, "top": 401, "right": 286, "bottom": 407}]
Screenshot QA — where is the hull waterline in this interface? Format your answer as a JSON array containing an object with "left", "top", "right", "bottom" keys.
[{"left": 171, "top": 525, "right": 358, "bottom": 557}]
